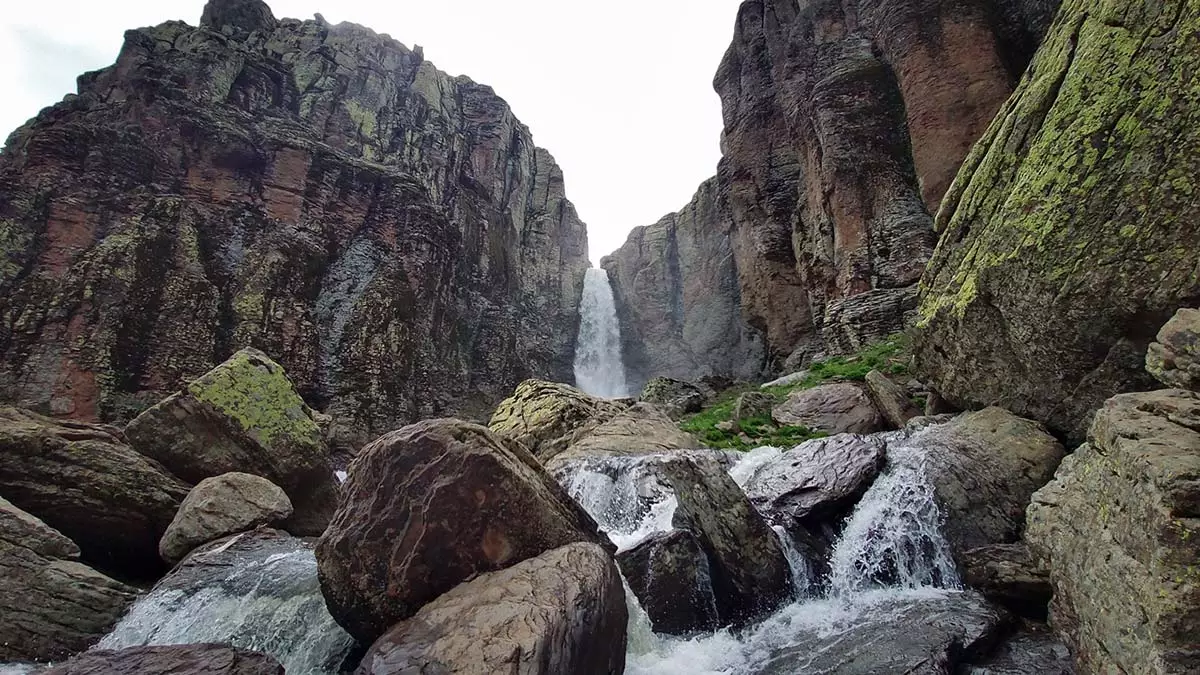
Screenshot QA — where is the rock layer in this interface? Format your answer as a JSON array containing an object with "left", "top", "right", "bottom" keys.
[{"left": 0, "top": 0, "right": 589, "bottom": 445}]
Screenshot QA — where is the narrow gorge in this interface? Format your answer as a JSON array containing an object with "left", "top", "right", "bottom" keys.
[{"left": 1, "top": 0, "right": 1199, "bottom": 673}]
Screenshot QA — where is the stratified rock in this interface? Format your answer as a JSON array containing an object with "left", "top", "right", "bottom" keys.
[
  {"left": 0, "top": 407, "right": 189, "bottom": 576},
  {"left": 743, "top": 434, "right": 887, "bottom": 529},
  {"left": 771, "top": 383, "right": 883, "bottom": 435},
  {"left": 316, "top": 419, "right": 609, "bottom": 644},
  {"left": 356, "top": 543, "right": 626, "bottom": 675},
  {"left": 125, "top": 349, "right": 336, "bottom": 536},
  {"left": 762, "top": 591, "right": 1011, "bottom": 674},
  {"left": 915, "top": 0, "right": 1200, "bottom": 442},
  {"left": 865, "top": 370, "right": 921, "bottom": 429},
  {"left": 488, "top": 380, "right": 624, "bottom": 461},
  {"left": 544, "top": 403, "right": 700, "bottom": 473},
  {"left": 159, "top": 472, "right": 293, "bottom": 563},
  {"left": 0, "top": 0, "right": 588, "bottom": 442},
  {"left": 732, "top": 392, "right": 774, "bottom": 423},
  {"left": 1146, "top": 308, "right": 1200, "bottom": 391},
  {"left": 961, "top": 543, "right": 1052, "bottom": 620},
  {"left": 658, "top": 455, "right": 792, "bottom": 626},
  {"left": 904, "top": 407, "right": 1063, "bottom": 559},
  {"left": 0, "top": 496, "right": 138, "bottom": 662},
  {"left": 617, "top": 529, "right": 720, "bottom": 636},
  {"left": 960, "top": 623, "right": 1076, "bottom": 675},
  {"left": 1027, "top": 389, "right": 1200, "bottom": 673},
  {"left": 638, "top": 378, "right": 706, "bottom": 419},
  {"left": 41, "top": 644, "right": 283, "bottom": 675}
]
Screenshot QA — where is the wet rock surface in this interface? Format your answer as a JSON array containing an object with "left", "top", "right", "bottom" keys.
[
  {"left": 316, "top": 419, "right": 608, "bottom": 644},
  {"left": 356, "top": 543, "right": 626, "bottom": 675},
  {"left": 771, "top": 383, "right": 884, "bottom": 435},
  {"left": 961, "top": 623, "right": 1076, "bottom": 675},
  {"left": 41, "top": 644, "right": 284, "bottom": 675},
  {"left": 158, "top": 472, "right": 293, "bottom": 563},
  {"left": 617, "top": 529, "right": 720, "bottom": 636}
]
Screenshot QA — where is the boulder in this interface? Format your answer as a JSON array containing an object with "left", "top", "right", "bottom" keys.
[
  {"left": 356, "top": 543, "right": 626, "bottom": 675},
  {"left": 742, "top": 434, "right": 886, "bottom": 530},
  {"left": 1146, "top": 308, "right": 1200, "bottom": 391},
  {"left": 0, "top": 496, "right": 138, "bottom": 661},
  {"left": 488, "top": 380, "right": 624, "bottom": 461},
  {"left": 124, "top": 349, "right": 335, "bottom": 536},
  {"left": 1027, "top": 389, "right": 1200, "bottom": 673},
  {"left": 961, "top": 543, "right": 1052, "bottom": 620},
  {"left": 908, "top": 407, "right": 1064, "bottom": 559},
  {"left": 960, "top": 624, "right": 1076, "bottom": 675},
  {"left": 316, "top": 419, "right": 609, "bottom": 644},
  {"left": 0, "top": 407, "right": 189, "bottom": 577},
  {"left": 658, "top": 455, "right": 792, "bottom": 625},
  {"left": 639, "top": 377, "right": 706, "bottom": 419},
  {"left": 158, "top": 472, "right": 293, "bottom": 563},
  {"left": 544, "top": 403, "right": 699, "bottom": 473},
  {"left": 42, "top": 644, "right": 284, "bottom": 675},
  {"left": 762, "top": 591, "right": 1011, "bottom": 674},
  {"left": 732, "top": 392, "right": 774, "bottom": 423},
  {"left": 864, "top": 370, "right": 921, "bottom": 429},
  {"left": 617, "top": 530, "right": 720, "bottom": 636},
  {"left": 771, "top": 383, "right": 883, "bottom": 435}
]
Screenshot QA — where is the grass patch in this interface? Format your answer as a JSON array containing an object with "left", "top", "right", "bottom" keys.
[{"left": 679, "top": 334, "right": 910, "bottom": 451}]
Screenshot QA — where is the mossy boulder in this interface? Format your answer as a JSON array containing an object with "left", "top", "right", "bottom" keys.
[
  {"left": 488, "top": 380, "right": 624, "bottom": 461},
  {"left": 1147, "top": 307, "right": 1200, "bottom": 391},
  {"left": 125, "top": 348, "right": 337, "bottom": 535},
  {"left": 914, "top": 0, "right": 1200, "bottom": 441}
]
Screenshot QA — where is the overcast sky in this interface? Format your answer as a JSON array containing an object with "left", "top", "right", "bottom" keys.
[{"left": 1, "top": 0, "right": 743, "bottom": 264}]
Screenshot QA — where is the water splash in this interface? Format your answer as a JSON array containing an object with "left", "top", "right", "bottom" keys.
[
  {"left": 574, "top": 268, "right": 629, "bottom": 398},
  {"left": 562, "top": 457, "right": 676, "bottom": 551}
]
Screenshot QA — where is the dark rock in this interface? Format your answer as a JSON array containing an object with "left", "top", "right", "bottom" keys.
[
  {"left": 125, "top": 349, "right": 337, "bottom": 536},
  {"left": 961, "top": 543, "right": 1052, "bottom": 620},
  {"left": 1027, "top": 389, "right": 1200, "bottom": 673},
  {"left": 961, "top": 623, "right": 1076, "bottom": 674},
  {"left": 771, "top": 383, "right": 884, "bottom": 435},
  {"left": 915, "top": 0, "right": 1200, "bottom": 442},
  {"left": 639, "top": 378, "right": 706, "bottom": 419},
  {"left": 1146, "top": 308, "right": 1200, "bottom": 391},
  {"left": 0, "top": 496, "right": 138, "bottom": 662},
  {"left": 488, "top": 380, "right": 624, "bottom": 462},
  {"left": 41, "top": 644, "right": 284, "bottom": 675},
  {"left": 657, "top": 454, "right": 792, "bottom": 626},
  {"left": 743, "top": 434, "right": 887, "bottom": 529},
  {"left": 316, "top": 419, "right": 609, "bottom": 644},
  {"left": 865, "top": 370, "right": 921, "bottom": 429},
  {"left": 158, "top": 472, "right": 293, "bottom": 563},
  {"left": 732, "top": 392, "right": 774, "bottom": 423},
  {"left": 199, "top": 0, "right": 278, "bottom": 38},
  {"left": 617, "top": 530, "right": 720, "bottom": 636},
  {"left": 0, "top": 407, "right": 189, "bottom": 577},
  {"left": 356, "top": 543, "right": 626, "bottom": 675}
]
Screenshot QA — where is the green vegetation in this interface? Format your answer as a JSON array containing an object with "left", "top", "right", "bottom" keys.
[{"left": 680, "top": 335, "right": 910, "bottom": 451}]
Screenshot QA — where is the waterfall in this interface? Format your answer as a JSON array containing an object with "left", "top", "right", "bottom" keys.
[{"left": 574, "top": 267, "right": 630, "bottom": 399}]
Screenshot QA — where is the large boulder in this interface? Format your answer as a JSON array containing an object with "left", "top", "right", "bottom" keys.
[
  {"left": 125, "top": 348, "right": 337, "bottom": 536},
  {"left": 1027, "top": 389, "right": 1200, "bottom": 673},
  {"left": 658, "top": 455, "right": 792, "bottom": 626},
  {"left": 961, "top": 543, "right": 1052, "bottom": 620},
  {"left": 0, "top": 407, "right": 189, "bottom": 576},
  {"left": 42, "top": 644, "right": 284, "bottom": 675},
  {"left": 316, "top": 419, "right": 609, "bottom": 644},
  {"left": 1146, "top": 308, "right": 1200, "bottom": 391},
  {"left": 733, "top": 391, "right": 774, "bottom": 423},
  {"left": 0, "top": 496, "right": 138, "bottom": 661},
  {"left": 864, "top": 370, "right": 921, "bottom": 429},
  {"left": 356, "top": 543, "right": 626, "bottom": 675},
  {"left": 158, "top": 472, "right": 293, "bottom": 563},
  {"left": 488, "top": 380, "right": 624, "bottom": 461},
  {"left": 617, "top": 529, "right": 720, "bottom": 636},
  {"left": 742, "top": 434, "right": 886, "bottom": 531},
  {"left": 639, "top": 377, "right": 706, "bottom": 419},
  {"left": 771, "top": 383, "right": 883, "bottom": 435},
  {"left": 915, "top": 0, "right": 1200, "bottom": 442},
  {"left": 544, "top": 403, "right": 700, "bottom": 473},
  {"left": 908, "top": 407, "right": 1064, "bottom": 559}
]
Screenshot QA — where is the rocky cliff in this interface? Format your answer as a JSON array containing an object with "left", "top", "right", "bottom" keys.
[
  {"left": 605, "top": 0, "right": 1060, "bottom": 379},
  {"left": 914, "top": 0, "right": 1200, "bottom": 440},
  {"left": 0, "top": 0, "right": 590, "bottom": 446}
]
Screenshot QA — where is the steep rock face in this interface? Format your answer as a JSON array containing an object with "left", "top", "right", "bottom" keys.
[
  {"left": 606, "top": 0, "right": 1058, "bottom": 378},
  {"left": 915, "top": 0, "right": 1200, "bottom": 440},
  {"left": 0, "top": 0, "right": 589, "bottom": 444}
]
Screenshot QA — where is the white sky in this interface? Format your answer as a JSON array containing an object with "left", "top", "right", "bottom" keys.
[{"left": 0, "top": 0, "right": 743, "bottom": 264}]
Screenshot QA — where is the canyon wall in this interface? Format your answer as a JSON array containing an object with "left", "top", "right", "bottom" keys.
[
  {"left": 606, "top": 0, "right": 1060, "bottom": 379},
  {"left": 0, "top": 0, "right": 590, "bottom": 447}
]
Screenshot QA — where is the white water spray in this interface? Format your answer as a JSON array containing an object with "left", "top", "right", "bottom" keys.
[{"left": 574, "top": 268, "right": 629, "bottom": 398}]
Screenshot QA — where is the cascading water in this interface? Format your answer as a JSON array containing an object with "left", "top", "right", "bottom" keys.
[{"left": 574, "top": 267, "right": 630, "bottom": 399}]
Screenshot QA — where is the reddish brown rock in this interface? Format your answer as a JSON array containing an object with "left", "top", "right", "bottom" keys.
[
  {"left": 0, "top": 0, "right": 588, "bottom": 447},
  {"left": 42, "top": 644, "right": 284, "bottom": 675},
  {"left": 316, "top": 418, "right": 609, "bottom": 644}
]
